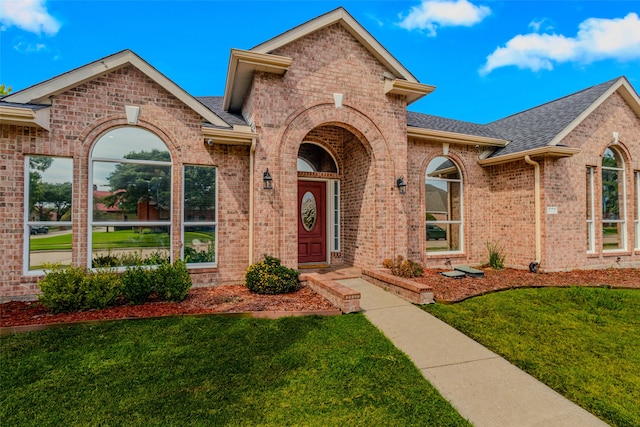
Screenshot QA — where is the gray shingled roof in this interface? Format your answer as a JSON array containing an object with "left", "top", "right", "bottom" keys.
[
  {"left": 0, "top": 100, "right": 50, "bottom": 110},
  {"left": 407, "top": 77, "right": 623, "bottom": 158},
  {"left": 486, "top": 77, "right": 620, "bottom": 157},
  {"left": 197, "top": 96, "right": 248, "bottom": 127},
  {"left": 407, "top": 111, "right": 503, "bottom": 139}
]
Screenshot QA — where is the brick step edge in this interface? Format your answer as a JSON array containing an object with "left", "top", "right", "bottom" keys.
[
  {"left": 301, "top": 273, "right": 361, "bottom": 314},
  {"left": 361, "top": 269, "right": 434, "bottom": 305}
]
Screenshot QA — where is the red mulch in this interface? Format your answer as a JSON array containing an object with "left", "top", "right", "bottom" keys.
[
  {"left": 415, "top": 267, "right": 640, "bottom": 302},
  {"left": 0, "top": 285, "right": 337, "bottom": 328},
  {"left": 2, "top": 269, "right": 638, "bottom": 328}
]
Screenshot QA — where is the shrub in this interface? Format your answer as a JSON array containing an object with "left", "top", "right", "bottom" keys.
[
  {"left": 486, "top": 241, "right": 506, "bottom": 270},
  {"left": 38, "top": 266, "right": 123, "bottom": 313},
  {"left": 382, "top": 255, "right": 424, "bottom": 278},
  {"left": 154, "top": 260, "right": 192, "bottom": 302},
  {"left": 82, "top": 270, "right": 123, "bottom": 309},
  {"left": 245, "top": 255, "right": 299, "bottom": 295},
  {"left": 92, "top": 252, "right": 119, "bottom": 268},
  {"left": 121, "top": 265, "right": 155, "bottom": 305}
]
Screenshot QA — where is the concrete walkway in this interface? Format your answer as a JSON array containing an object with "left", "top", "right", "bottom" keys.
[{"left": 338, "top": 278, "right": 609, "bottom": 427}]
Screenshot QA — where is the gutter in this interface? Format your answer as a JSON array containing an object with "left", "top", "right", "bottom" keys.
[{"left": 524, "top": 156, "right": 541, "bottom": 267}]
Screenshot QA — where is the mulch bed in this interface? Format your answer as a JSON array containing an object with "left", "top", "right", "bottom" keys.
[
  {"left": 0, "top": 285, "right": 337, "bottom": 328},
  {"left": 416, "top": 267, "right": 640, "bottom": 303},
  {"left": 2, "top": 268, "right": 638, "bottom": 328}
]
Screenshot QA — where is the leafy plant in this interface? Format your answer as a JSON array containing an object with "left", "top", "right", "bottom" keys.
[
  {"left": 486, "top": 241, "right": 506, "bottom": 270},
  {"left": 382, "top": 256, "right": 424, "bottom": 278},
  {"left": 38, "top": 265, "right": 122, "bottom": 313},
  {"left": 154, "top": 260, "right": 192, "bottom": 302},
  {"left": 245, "top": 255, "right": 299, "bottom": 295},
  {"left": 121, "top": 264, "right": 155, "bottom": 305}
]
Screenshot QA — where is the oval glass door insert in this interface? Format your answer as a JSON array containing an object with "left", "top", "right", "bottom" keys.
[{"left": 301, "top": 191, "right": 317, "bottom": 231}]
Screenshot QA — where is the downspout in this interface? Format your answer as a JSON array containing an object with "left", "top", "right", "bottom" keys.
[
  {"left": 249, "top": 139, "right": 257, "bottom": 265},
  {"left": 524, "top": 155, "right": 541, "bottom": 271}
]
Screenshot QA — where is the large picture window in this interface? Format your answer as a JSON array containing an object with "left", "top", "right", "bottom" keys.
[
  {"left": 89, "top": 127, "right": 172, "bottom": 267},
  {"left": 601, "top": 147, "right": 627, "bottom": 252},
  {"left": 426, "top": 157, "right": 463, "bottom": 253},
  {"left": 24, "top": 156, "right": 73, "bottom": 273},
  {"left": 183, "top": 165, "right": 217, "bottom": 266}
]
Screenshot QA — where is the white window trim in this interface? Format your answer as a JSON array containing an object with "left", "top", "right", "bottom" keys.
[
  {"left": 586, "top": 167, "right": 595, "bottom": 253},
  {"left": 182, "top": 165, "right": 218, "bottom": 268},
  {"left": 425, "top": 163, "right": 464, "bottom": 254},
  {"left": 331, "top": 180, "right": 340, "bottom": 252},
  {"left": 88, "top": 131, "right": 173, "bottom": 269},
  {"left": 23, "top": 156, "right": 73, "bottom": 275},
  {"left": 635, "top": 171, "right": 640, "bottom": 250},
  {"left": 602, "top": 150, "right": 627, "bottom": 253}
]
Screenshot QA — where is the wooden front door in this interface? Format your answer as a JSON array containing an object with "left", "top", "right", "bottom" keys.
[{"left": 298, "top": 181, "right": 326, "bottom": 264}]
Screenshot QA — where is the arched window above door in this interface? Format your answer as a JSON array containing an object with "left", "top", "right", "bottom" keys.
[{"left": 297, "top": 143, "right": 338, "bottom": 173}]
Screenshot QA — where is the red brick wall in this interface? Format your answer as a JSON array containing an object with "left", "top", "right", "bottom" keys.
[
  {"left": 0, "top": 66, "right": 251, "bottom": 300},
  {"left": 245, "top": 23, "right": 408, "bottom": 270},
  {"left": 542, "top": 91, "right": 640, "bottom": 271}
]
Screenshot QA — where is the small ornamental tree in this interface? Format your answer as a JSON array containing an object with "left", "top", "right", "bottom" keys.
[{"left": 245, "top": 255, "right": 299, "bottom": 295}]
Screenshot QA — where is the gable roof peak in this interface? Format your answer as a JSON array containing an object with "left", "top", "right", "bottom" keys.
[
  {"left": 3, "top": 49, "right": 230, "bottom": 127},
  {"left": 251, "top": 6, "right": 419, "bottom": 83}
]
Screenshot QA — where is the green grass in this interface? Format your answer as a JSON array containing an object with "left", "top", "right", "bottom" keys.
[
  {"left": 423, "top": 287, "right": 640, "bottom": 427},
  {"left": 0, "top": 315, "right": 470, "bottom": 427}
]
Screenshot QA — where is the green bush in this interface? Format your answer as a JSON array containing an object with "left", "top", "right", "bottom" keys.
[
  {"left": 245, "top": 255, "right": 299, "bottom": 295},
  {"left": 154, "top": 260, "right": 192, "bottom": 302},
  {"left": 486, "top": 241, "right": 506, "bottom": 270},
  {"left": 382, "top": 255, "right": 424, "bottom": 278},
  {"left": 38, "top": 266, "right": 123, "bottom": 313},
  {"left": 121, "top": 265, "right": 155, "bottom": 305}
]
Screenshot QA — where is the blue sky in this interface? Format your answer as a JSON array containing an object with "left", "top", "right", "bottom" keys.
[{"left": 1, "top": 0, "right": 639, "bottom": 123}]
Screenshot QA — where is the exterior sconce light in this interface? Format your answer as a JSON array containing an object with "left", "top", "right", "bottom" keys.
[
  {"left": 263, "top": 168, "right": 273, "bottom": 190},
  {"left": 396, "top": 176, "right": 407, "bottom": 194}
]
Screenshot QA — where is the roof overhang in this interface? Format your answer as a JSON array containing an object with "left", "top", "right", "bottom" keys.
[
  {"left": 407, "top": 126, "right": 509, "bottom": 147},
  {"left": 385, "top": 80, "right": 435, "bottom": 105},
  {"left": 202, "top": 124, "right": 257, "bottom": 146},
  {"left": 222, "top": 49, "right": 292, "bottom": 113},
  {"left": 478, "top": 146, "right": 581, "bottom": 166},
  {"left": 0, "top": 105, "right": 50, "bottom": 131},
  {"left": 3, "top": 50, "right": 229, "bottom": 128}
]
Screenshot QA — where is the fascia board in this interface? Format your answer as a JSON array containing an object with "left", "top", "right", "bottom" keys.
[
  {"left": 0, "top": 105, "right": 50, "bottom": 131},
  {"left": 202, "top": 125, "right": 257, "bottom": 146},
  {"left": 5, "top": 50, "right": 229, "bottom": 128},
  {"left": 478, "top": 146, "right": 581, "bottom": 166},
  {"left": 252, "top": 7, "right": 419, "bottom": 82},
  {"left": 407, "top": 126, "right": 508, "bottom": 147},
  {"left": 384, "top": 79, "right": 436, "bottom": 105},
  {"left": 222, "top": 49, "right": 292, "bottom": 112}
]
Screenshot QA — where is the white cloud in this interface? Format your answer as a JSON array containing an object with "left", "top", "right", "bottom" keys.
[
  {"left": 0, "top": 0, "right": 60, "bottom": 35},
  {"left": 398, "top": 0, "right": 491, "bottom": 36},
  {"left": 481, "top": 13, "right": 640, "bottom": 75}
]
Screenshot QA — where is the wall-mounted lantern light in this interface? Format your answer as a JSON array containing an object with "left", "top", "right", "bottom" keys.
[
  {"left": 263, "top": 168, "right": 273, "bottom": 190},
  {"left": 396, "top": 175, "right": 407, "bottom": 194}
]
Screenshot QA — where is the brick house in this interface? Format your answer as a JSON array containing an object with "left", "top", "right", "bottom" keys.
[{"left": 1, "top": 7, "right": 639, "bottom": 300}]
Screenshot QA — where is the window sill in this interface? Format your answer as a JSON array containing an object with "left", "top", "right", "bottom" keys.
[{"left": 425, "top": 252, "right": 466, "bottom": 259}]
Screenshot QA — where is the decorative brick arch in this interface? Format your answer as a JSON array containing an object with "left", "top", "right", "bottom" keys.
[{"left": 273, "top": 102, "right": 396, "bottom": 268}]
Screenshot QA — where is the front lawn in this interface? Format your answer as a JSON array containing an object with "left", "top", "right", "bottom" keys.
[
  {"left": 1, "top": 314, "right": 470, "bottom": 426},
  {"left": 423, "top": 286, "right": 640, "bottom": 427}
]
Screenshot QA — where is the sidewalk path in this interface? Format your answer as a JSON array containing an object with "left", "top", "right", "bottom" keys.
[{"left": 338, "top": 278, "right": 609, "bottom": 427}]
